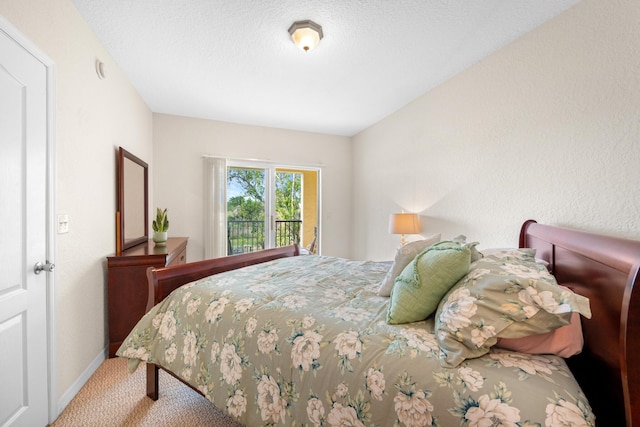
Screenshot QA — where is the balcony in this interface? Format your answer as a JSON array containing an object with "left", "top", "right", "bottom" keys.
[{"left": 227, "top": 219, "right": 301, "bottom": 255}]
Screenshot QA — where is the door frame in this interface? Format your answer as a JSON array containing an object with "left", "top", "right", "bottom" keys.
[{"left": 0, "top": 15, "right": 57, "bottom": 423}]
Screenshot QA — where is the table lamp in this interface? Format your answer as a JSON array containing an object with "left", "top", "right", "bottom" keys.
[{"left": 388, "top": 212, "right": 420, "bottom": 245}]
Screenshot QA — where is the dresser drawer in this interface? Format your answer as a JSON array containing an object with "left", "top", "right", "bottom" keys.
[{"left": 168, "top": 247, "right": 187, "bottom": 266}]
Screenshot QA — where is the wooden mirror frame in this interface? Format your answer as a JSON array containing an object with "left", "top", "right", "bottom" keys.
[{"left": 117, "top": 147, "right": 148, "bottom": 252}]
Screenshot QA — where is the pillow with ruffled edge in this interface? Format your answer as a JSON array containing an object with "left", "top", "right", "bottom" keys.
[
  {"left": 377, "top": 234, "right": 441, "bottom": 297},
  {"left": 386, "top": 241, "right": 471, "bottom": 324},
  {"left": 434, "top": 249, "right": 591, "bottom": 367}
]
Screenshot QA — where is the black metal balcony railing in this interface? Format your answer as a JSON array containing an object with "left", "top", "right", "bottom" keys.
[{"left": 227, "top": 219, "right": 301, "bottom": 255}]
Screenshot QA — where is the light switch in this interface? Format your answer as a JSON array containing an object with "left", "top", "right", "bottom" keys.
[{"left": 57, "top": 214, "right": 69, "bottom": 234}]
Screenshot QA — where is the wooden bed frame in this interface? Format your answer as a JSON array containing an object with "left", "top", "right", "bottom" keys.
[
  {"left": 518, "top": 220, "right": 640, "bottom": 427},
  {"left": 143, "top": 244, "right": 300, "bottom": 399},
  {"left": 141, "top": 221, "right": 640, "bottom": 427}
]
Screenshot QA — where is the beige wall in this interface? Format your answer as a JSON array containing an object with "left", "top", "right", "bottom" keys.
[
  {"left": 153, "top": 113, "right": 352, "bottom": 260},
  {"left": 0, "top": 0, "right": 153, "bottom": 412},
  {"left": 351, "top": 0, "right": 640, "bottom": 261}
]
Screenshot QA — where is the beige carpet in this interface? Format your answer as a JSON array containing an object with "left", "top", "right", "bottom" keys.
[{"left": 49, "top": 358, "right": 244, "bottom": 427}]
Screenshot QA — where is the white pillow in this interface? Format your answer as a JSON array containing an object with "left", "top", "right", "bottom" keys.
[{"left": 377, "top": 234, "right": 441, "bottom": 297}]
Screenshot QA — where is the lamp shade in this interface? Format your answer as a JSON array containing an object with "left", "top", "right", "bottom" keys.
[{"left": 388, "top": 213, "right": 420, "bottom": 235}]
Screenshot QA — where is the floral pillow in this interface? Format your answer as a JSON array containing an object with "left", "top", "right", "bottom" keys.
[{"left": 434, "top": 249, "right": 592, "bottom": 367}]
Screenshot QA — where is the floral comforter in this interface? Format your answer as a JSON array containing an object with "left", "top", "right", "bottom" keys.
[{"left": 117, "top": 255, "right": 594, "bottom": 427}]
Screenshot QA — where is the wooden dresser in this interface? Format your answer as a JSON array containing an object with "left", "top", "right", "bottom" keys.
[{"left": 107, "top": 237, "right": 188, "bottom": 357}]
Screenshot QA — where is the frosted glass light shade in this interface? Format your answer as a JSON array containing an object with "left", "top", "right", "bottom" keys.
[{"left": 288, "top": 20, "right": 323, "bottom": 52}]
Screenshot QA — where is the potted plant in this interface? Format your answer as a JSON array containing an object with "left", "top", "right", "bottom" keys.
[{"left": 152, "top": 207, "right": 169, "bottom": 246}]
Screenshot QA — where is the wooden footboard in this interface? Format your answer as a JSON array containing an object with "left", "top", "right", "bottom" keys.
[
  {"left": 146, "top": 244, "right": 299, "bottom": 311},
  {"left": 145, "top": 244, "right": 299, "bottom": 400}
]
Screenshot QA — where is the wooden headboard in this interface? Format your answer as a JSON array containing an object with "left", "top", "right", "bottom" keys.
[{"left": 519, "top": 220, "right": 640, "bottom": 427}]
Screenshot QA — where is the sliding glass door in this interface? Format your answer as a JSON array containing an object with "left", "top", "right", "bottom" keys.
[
  {"left": 226, "top": 165, "right": 268, "bottom": 254},
  {"left": 226, "top": 162, "right": 318, "bottom": 255}
]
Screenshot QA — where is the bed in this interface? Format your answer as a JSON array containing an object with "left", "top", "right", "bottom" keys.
[{"left": 116, "top": 220, "right": 640, "bottom": 426}]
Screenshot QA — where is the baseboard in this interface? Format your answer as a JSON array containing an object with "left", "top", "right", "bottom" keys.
[{"left": 56, "top": 346, "right": 108, "bottom": 416}]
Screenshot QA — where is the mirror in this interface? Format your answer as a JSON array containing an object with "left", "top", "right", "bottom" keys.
[{"left": 117, "top": 147, "right": 148, "bottom": 252}]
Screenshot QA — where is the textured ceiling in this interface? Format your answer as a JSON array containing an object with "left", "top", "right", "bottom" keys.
[{"left": 71, "top": 0, "right": 579, "bottom": 136}]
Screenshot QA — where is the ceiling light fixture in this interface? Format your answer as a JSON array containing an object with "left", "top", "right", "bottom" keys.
[{"left": 288, "top": 20, "right": 323, "bottom": 52}]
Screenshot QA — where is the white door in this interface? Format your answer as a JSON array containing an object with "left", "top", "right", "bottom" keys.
[{"left": 0, "top": 18, "right": 52, "bottom": 427}]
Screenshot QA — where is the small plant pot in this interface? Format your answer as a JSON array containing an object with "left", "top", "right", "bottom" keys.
[{"left": 153, "top": 231, "right": 168, "bottom": 246}]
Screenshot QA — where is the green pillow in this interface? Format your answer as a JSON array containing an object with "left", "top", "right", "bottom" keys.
[{"left": 386, "top": 241, "right": 471, "bottom": 325}]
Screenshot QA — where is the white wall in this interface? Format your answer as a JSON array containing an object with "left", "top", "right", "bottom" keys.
[
  {"left": 351, "top": 0, "right": 640, "bottom": 261},
  {"left": 153, "top": 113, "right": 352, "bottom": 260},
  {"left": 0, "top": 0, "right": 153, "bottom": 409}
]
